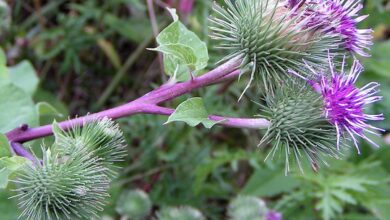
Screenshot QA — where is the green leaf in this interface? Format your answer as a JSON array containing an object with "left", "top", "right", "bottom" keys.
[
  {"left": 36, "top": 102, "right": 64, "bottom": 118},
  {"left": 0, "top": 134, "right": 11, "bottom": 157},
  {"left": 375, "top": 200, "right": 390, "bottom": 220},
  {"left": 104, "top": 16, "right": 152, "bottom": 43},
  {"left": 153, "top": 8, "right": 208, "bottom": 82},
  {"left": 0, "top": 190, "right": 19, "bottom": 219},
  {"left": 163, "top": 55, "right": 190, "bottom": 81},
  {"left": 0, "top": 156, "right": 29, "bottom": 189},
  {"left": 194, "top": 150, "right": 251, "bottom": 194},
  {"left": 0, "top": 84, "right": 39, "bottom": 133},
  {"left": 0, "top": 169, "right": 9, "bottom": 189},
  {"left": 0, "top": 156, "right": 29, "bottom": 171},
  {"left": 166, "top": 97, "right": 220, "bottom": 129},
  {"left": 362, "top": 41, "right": 390, "bottom": 79},
  {"left": 316, "top": 187, "right": 343, "bottom": 220},
  {"left": 8, "top": 60, "right": 39, "bottom": 95},
  {"left": 34, "top": 89, "right": 69, "bottom": 116},
  {"left": 97, "top": 38, "right": 122, "bottom": 70},
  {"left": 330, "top": 176, "right": 378, "bottom": 192},
  {"left": 330, "top": 189, "right": 357, "bottom": 205},
  {"left": 241, "top": 167, "right": 300, "bottom": 197},
  {"left": 313, "top": 175, "right": 379, "bottom": 220}
]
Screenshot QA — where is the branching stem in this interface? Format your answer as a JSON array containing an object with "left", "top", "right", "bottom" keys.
[{"left": 6, "top": 57, "right": 270, "bottom": 159}]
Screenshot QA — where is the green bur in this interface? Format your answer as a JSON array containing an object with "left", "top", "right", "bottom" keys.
[
  {"left": 157, "top": 206, "right": 205, "bottom": 220},
  {"left": 228, "top": 196, "right": 268, "bottom": 220},
  {"left": 14, "top": 147, "right": 110, "bottom": 220},
  {"left": 53, "top": 117, "right": 127, "bottom": 177},
  {"left": 210, "top": 0, "right": 342, "bottom": 91},
  {"left": 115, "top": 189, "right": 152, "bottom": 220},
  {"left": 14, "top": 119, "right": 128, "bottom": 220},
  {"left": 259, "top": 82, "right": 342, "bottom": 173}
]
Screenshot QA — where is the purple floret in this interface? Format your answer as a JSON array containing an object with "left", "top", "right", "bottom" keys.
[
  {"left": 286, "top": 0, "right": 373, "bottom": 57},
  {"left": 290, "top": 55, "right": 384, "bottom": 153},
  {"left": 267, "top": 210, "right": 283, "bottom": 220}
]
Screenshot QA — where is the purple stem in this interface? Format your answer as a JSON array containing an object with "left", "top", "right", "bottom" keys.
[
  {"left": 139, "top": 58, "right": 242, "bottom": 104},
  {"left": 142, "top": 105, "right": 270, "bottom": 129},
  {"left": 213, "top": 70, "right": 242, "bottom": 84},
  {"left": 6, "top": 104, "right": 148, "bottom": 143},
  {"left": 6, "top": 57, "right": 270, "bottom": 158},
  {"left": 10, "top": 142, "right": 37, "bottom": 163}
]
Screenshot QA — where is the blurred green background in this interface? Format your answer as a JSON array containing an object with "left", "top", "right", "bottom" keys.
[{"left": 0, "top": 0, "right": 389, "bottom": 219}]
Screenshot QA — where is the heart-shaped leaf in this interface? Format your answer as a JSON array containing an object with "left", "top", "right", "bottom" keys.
[
  {"left": 152, "top": 8, "right": 208, "bottom": 82},
  {"left": 166, "top": 97, "right": 220, "bottom": 128}
]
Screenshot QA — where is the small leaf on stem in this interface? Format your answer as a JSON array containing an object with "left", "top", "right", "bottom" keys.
[
  {"left": 0, "top": 134, "right": 11, "bottom": 157},
  {"left": 151, "top": 8, "right": 208, "bottom": 82},
  {"left": 36, "top": 102, "right": 64, "bottom": 118},
  {"left": 166, "top": 97, "right": 220, "bottom": 129},
  {"left": 0, "top": 156, "right": 29, "bottom": 189},
  {"left": 8, "top": 60, "right": 39, "bottom": 95}
]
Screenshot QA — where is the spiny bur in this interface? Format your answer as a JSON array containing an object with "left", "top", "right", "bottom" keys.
[
  {"left": 258, "top": 81, "right": 344, "bottom": 173},
  {"left": 53, "top": 117, "right": 127, "bottom": 177},
  {"left": 210, "top": 0, "right": 342, "bottom": 92},
  {"left": 157, "top": 206, "right": 206, "bottom": 220}
]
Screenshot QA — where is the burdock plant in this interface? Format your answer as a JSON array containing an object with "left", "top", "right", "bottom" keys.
[{"left": 0, "top": 0, "right": 384, "bottom": 219}]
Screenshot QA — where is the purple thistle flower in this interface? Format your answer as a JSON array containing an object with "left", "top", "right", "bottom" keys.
[
  {"left": 290, "top": 56, "right": 384, "bottom": 153},
  {"left": 287, "top": 0, "right": 373, "bottom": 57},
  {"left": 287, "top": 0, "right": 305, "bottom": 8}
]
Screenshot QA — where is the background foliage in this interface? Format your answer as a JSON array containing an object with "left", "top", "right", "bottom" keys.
[{"left": 0, "top": 0, "right": 389, "bottom": 219}]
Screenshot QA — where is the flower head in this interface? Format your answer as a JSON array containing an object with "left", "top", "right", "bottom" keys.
[
  {"left": 15, "top": 147, "right": 110, "bottom": 220},
  {"left": 210, "top": 0, "right": 342, "bottom": 92},
  {"left": 259, "top": 81, "right": 339, "bottom": 174},
  {"left": 289, "top": 0, "right": 373, "bottom": 57},
  {"left": 53, "top": 117, "right": 126, "bottom": 177},
  {"left": 290, "top": 56, "right": 384, "bottom": 153}
]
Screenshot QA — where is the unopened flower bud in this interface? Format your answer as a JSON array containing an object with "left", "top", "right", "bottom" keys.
[
  {"left": 228, "top": 196, "right": 268, "bottom": 220},
  {"left": 158, "top": 206, "right": 205, "bottom": 220},
  {"left": 116, "top": 189, "right": 152, "bottom": 220}
]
